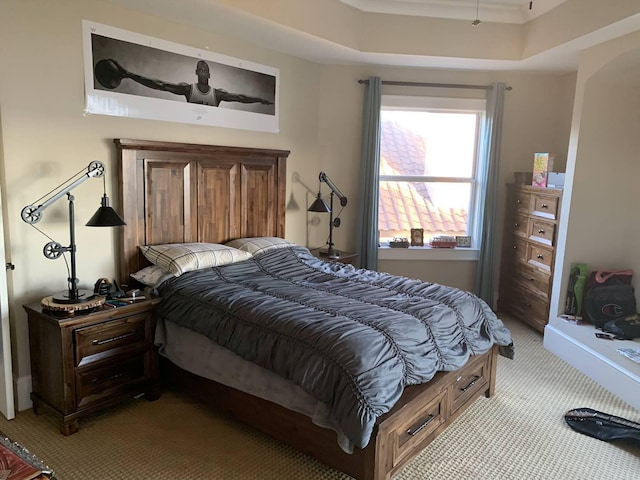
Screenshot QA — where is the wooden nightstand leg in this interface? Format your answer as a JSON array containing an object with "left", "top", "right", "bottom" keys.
[
  {"left": 61, "top": 420, "right": 79, "bottom": 436},
  {"left": 31, "top": 397, "right": 42, "bottom": 415},
  {"left": 144, "top": 386, "right": 161, "bottom": 401}
]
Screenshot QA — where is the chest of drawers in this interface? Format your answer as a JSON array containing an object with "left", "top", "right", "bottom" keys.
[
  {"left": 24, "top": 298, "right": 161, "bottom": 435},
  {"left": 498, "top": 184, "right": 562, "bottom": 332}
]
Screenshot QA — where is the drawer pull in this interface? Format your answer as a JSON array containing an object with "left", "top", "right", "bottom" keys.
[
  {"left": 538, "top": 229, "right": 545, "bottom": 234},
  {"left": 460, "top": 375, "right": 481, "bottom": 392},
  {"left": 515, "top": 199, "right": 521, "bottom": 204},
  {"left": 92, "top": 331, "right": 137, "bottom": 346},
  {"left": 540, "top": 203, "right": 548, "bottom": 208},
  {"left": 537, "top": 254, "right": 544, "bottom": 260},
  {"left": 406, "top": 414, "right": 435, "bottom": 436},
  {"left": 512, "top": 245, "right": 518, "bottom": 250},
  {"left": 514, "top": 222, "right": 519, "bottom": 227},
  {"left": 91, "top": 371, "right": 126, "bottom": 385}
]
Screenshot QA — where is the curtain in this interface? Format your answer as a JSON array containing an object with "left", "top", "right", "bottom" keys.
[
  {"left": 355, "top": 77, "right": 382, "bottom": 270},
  {"left": 474, "top": 82, "right": 506, "bottom": 307}
]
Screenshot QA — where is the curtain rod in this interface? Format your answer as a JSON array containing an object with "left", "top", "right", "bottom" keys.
[{"left": 358, "top": 79, "right": 512, "bottom": 91}]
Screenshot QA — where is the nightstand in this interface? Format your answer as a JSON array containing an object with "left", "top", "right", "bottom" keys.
[
  {"left": 24, "top": 297, "right": 162, "bottom": 435},
  {"left": 310, "top": 248, "right": 359, "bottom": 266}
]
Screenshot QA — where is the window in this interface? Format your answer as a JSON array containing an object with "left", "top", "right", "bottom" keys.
[{"left": 379, "top": 95, "right": 486, "bottom": 249}]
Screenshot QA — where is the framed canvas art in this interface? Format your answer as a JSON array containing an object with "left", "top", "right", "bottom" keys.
[{"left": 82, "top": 20, "right": 279, "bottom": 132}]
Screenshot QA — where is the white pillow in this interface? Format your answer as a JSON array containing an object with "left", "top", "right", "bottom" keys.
[
  {"left": 131, "top": 265, "right": 172, "bottom": 287},
  {"left": 225, "top": 237, "right": 295, "bottom": 255},
  {"left": 139, "top": 243, "right": 253, "bottom": 276}
]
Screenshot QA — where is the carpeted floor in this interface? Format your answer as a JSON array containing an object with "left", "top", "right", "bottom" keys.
[{"left": 0, "top": 317, "right": 638, "bottom": 479}]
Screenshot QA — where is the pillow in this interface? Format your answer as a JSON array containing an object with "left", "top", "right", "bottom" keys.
[
  {"left": 225, "top": 237, "right": 295, "bottom": 255},
  {"left": 139, "top": 243, "right": 253, "bottom": 276},
  {"left": 130, "top": 265, "right": 173, "bottom": 287}
]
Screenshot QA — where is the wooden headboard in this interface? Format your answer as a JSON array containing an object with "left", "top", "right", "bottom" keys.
[{"left": 115, "top": 139, "right": 290, "bottom": 284}]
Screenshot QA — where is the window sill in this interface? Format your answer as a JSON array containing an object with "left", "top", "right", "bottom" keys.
[{"left": 378, "top": 246, "right": 479, "bottom": 261}]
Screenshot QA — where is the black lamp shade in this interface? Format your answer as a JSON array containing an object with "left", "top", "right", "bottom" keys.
[
  {"left": 308, "top": 194, "right": 331, "bottom": 213},
  {"left": 86, "top": 195, "right": 126, "bottom": 226}
]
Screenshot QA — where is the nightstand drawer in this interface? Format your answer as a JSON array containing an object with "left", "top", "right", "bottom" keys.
[
  {"left": 76, "top": 354, "right": 146, "bottom": 408},
  {"left": 75, "top": 313, "right": 148, "bottom": 367}
]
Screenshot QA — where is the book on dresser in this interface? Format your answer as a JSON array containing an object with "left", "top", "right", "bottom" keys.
[{"left": 498, "top": 183, "right": 563, "bottom": 332}]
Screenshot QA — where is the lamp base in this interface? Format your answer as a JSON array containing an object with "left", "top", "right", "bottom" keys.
[
  {"left": 41, "top": 292, "right": 105, "bottom": 314},
  {"left": 319, "top": 248, "right": 342, "bottom": 259},
  {"left": 52, "top": 288, "right": 97, "bottom": 304}
]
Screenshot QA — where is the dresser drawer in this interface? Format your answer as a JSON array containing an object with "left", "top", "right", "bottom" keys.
[
  {"left": 508, "top": 190, "right": 531, "bottom": 215},
  {"left": 507, "top": 213, "right": 529, "bottom": 239},
  {"left": 450, "top": 363, "right": 489, "bottom": 415},
  {"left": 75, "top": 313, "right": 148, "bottom": 367},
  {"left": 76, "top": 354, "right": 146, "bottom": 408},
  {"left": 504, "top": 236, "right": 528, "bottom": 263},
  {"left": 528, "top": 218, "right": 556, "bottom": 246},
  {"left": 526, "top": 243, "right": 553, "bottom": 271},
  {"left": 503, "top": 285, "right": 549, "bottom": 327},
  {"left": 513, "top": 263, "right": 551, "bottom": 298},
  {"left": 391, "top": 390, "right": 447, "bottom": 468},
  {"left": 531, "top": 194, "right": 559, "bottom": 220}
]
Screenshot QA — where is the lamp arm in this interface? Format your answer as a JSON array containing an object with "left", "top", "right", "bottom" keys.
[
  {"left": 319, "top": 171, "right": 348, "bottom": 207},
  {"left": 21, "top": 161, "right": 105, "bottom": 224}
]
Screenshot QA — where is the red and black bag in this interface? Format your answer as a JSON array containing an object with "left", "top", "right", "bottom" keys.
[{"left": 582, "top": 270, "right": 636, "bottom": 328}]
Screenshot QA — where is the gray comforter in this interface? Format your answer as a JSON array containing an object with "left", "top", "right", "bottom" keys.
[{"left": 156, "top": 246, "right": 513, "bottom": 449}]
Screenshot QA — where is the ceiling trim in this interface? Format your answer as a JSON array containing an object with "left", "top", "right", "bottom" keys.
[{"left": 339, "top": 0, "right": 566, "bottom": 24}]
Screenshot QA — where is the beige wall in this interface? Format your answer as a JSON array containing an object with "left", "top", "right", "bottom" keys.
[
  {"left": 550, "top": 30, "right": 640, "bottom": 319},
  {"left": 1, "top": 0, "right": 575, "bottom": 407}
]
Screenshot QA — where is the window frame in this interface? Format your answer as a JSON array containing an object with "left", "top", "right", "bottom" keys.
[{"left": 378, "top": 94, "right": 487, "bottom": 260}]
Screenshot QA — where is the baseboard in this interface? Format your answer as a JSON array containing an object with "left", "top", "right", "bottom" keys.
[
  {"left": 544, "top": 323, "right": 640, "bottom": 411},
  {"left": 14, "top": 375, "right": 32, "bottom": 412}
]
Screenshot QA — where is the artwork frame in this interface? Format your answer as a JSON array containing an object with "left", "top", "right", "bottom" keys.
[
  {"left": 82, "top": 20, "right": 279, "bottom": 133},
  {"left": 410, "top": 228, "right": 424, "bottom": 247}
]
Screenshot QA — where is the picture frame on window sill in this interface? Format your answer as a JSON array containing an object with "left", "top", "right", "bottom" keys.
[
  {"left": 456, "top": 235, "right": 472, "bottom": 248},
  {"left": 410, "top": 228, "right": 424, "bottom": 247}
]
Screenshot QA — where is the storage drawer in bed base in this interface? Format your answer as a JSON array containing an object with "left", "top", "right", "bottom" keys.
[{"left": 162, "top": 344, "right": 499, "bottom": 480}]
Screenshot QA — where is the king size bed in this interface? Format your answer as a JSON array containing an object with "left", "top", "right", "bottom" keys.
[{"left": 115, "top": 138, "right": 513, "bottom": 480}]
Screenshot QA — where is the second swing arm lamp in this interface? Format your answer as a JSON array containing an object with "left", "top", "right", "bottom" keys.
[
  {"left": 21, "top": 161, "right": 126, "bottom": 305},
  {"left": 308, "top": 171, "right": 348, "bottom": 259}
]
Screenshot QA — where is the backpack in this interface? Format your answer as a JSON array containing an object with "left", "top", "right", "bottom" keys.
[{"left": 582, "top": 270, "right": 636, "bottom": 328}]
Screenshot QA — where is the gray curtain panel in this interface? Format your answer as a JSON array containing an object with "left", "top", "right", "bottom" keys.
[
  {"left": 474, "top": 82, "right": 506, "bottom": 306},
  {"left": 355, "top": 77, "right": 382, "bottom": 270}
]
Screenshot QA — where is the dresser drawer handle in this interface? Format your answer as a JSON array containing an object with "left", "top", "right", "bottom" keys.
[
  {"left": 515, "top": 199, "right": 521, "bottom": 204},
  {"left": 538, "top": 229, "right": 545, "bottom": 234},
  {"left": 537, "top": 254, "right": 544, "bottom": 260},
  {"left": 92, "top": 331, "right": 137, "bottom": 346},
  {"left": 512, "top": 245, "right": 518, "bottom": 250},
  {"left": 460, "top": 375, "right": 481, "bottom": 392},
  {"left": 514, "top": 222, "right": 519, "bottom": 227},
  {"left": 406, "top": 414, "right": 435, "bottom": 436},
  {"left": 91, "top": 371, "right": 127, "bottom": 385},
  {"left": 540, "top": 203, "right": 548, "bottom": 208}
]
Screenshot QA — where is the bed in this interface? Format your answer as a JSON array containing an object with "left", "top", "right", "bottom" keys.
[{"left": 115, "top": 139, "right": 513, "bottom": 480}]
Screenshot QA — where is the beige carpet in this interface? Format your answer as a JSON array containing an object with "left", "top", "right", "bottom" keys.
[{"left": 0, "top": 317, "right": 638, "bottom": 479}]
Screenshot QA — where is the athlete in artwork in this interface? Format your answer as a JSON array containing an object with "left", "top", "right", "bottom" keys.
[{"left": 103, "top": 59, "right": 274, "bottom": 107}]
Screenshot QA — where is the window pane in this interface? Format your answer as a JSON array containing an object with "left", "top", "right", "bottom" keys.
[
  {"left": 378, "top": 181, "right": 470, "bottom": 243},
  {"left": 380, "top": 110, "right": 477, "bottom": 178}
]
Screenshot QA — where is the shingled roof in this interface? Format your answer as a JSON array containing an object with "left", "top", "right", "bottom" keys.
[{"left": 378, "top": 120, "right": 468, "bottom": 240}]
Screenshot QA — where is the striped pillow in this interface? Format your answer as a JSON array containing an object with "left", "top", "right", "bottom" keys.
[
  {"left": 140, "top": 243, "right": 252, "bottom": 276},
  {"left": 225, "top": 237, "right": 294, "bottom": 255}
]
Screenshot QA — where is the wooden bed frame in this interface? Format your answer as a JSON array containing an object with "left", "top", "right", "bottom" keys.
[{"left": 115, "top": 138, "right": 499, "bottom": 480}]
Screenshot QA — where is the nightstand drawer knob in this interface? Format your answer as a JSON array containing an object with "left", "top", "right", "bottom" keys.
[
  {"left": 92, "top": 331, "right": 136, "bottom": 346},
  {"left": 541, "top": 203, "right": 548, "bottom": 208},
  {"left": 538, "top": 229, "right": 545, "bottom": 234},
  {"left": 537, "top": 254, "right": 544, "bottom": 260}
]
